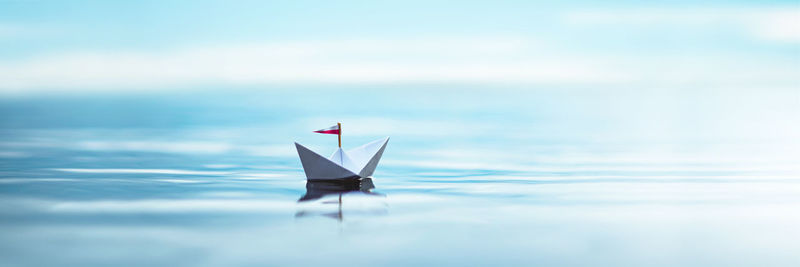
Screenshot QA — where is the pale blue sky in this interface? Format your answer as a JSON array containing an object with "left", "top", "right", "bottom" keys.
[{"left": 0, "top": 0, "right": 797, "bottom": 94}]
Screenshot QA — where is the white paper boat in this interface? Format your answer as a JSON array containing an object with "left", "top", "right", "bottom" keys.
[{"left": 295, "top": 137, "right": 389, "bottom": 180}]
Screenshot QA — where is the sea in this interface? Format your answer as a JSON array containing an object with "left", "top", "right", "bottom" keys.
[{"left": 1, "top": 87, "right": 798, "bottom": 266}]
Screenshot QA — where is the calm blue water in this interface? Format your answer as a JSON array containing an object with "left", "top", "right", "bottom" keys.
[{"left": 1, "top": 88, "right": 799, "bottom": 266}]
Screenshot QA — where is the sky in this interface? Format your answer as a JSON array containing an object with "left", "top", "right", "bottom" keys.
[{"left": 0, "top": 0, "right": 797, "bottom": 95}]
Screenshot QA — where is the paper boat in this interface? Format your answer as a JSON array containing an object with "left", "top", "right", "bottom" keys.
[{"left": 295, "top": 137, "right": 389, "bottom": 180}]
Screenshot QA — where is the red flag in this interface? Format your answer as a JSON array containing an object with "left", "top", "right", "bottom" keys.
[{"left": 313, "top": 124, "right": 340, "bottom": 135}]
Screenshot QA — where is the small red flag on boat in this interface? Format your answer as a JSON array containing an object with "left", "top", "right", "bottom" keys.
[
  {"left": 314, "top": 123, "right": 342, "bottom": 147},
  {"left": 313, "top": 124, "right": 340, "bottom": 135}
]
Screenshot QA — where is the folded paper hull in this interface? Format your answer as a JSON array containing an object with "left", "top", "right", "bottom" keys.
[{"left": 295, "top": 137, "right": 389, "bottom": 180}]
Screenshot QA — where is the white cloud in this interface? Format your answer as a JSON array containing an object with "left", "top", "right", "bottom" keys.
[
  {"left": 0, "top": 37, "right": 629, "bottom": 93},
  {"left": 1, "top": 17, "right": 797, "bottom": 94},
  {"left": 564, "top": 8, "right": 800, "bottom": 43},
  {"left": 747, "top": 10, "right": 800, "bottom": 43}
]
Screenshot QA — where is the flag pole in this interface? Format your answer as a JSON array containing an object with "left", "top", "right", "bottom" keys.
[{"left": 337, "top": 122, "right": 341, "bottom": 148}]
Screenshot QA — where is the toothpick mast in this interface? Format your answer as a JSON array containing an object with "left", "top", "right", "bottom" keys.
[{"left": 337, "top": 122, "right": 341, "bottom": 148}]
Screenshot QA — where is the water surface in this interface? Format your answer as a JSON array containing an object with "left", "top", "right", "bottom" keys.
[{"left": 1, "top": 88, "right": 799, "bottom": 266}]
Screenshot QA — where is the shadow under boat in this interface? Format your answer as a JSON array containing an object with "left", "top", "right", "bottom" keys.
[{"left": 296, "top": 178, "right": 386, "bottom": 220}]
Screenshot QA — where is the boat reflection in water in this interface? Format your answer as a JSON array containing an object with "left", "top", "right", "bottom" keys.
[{"left": 296, "top": 178, "right": 387, "bottom": 221}]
